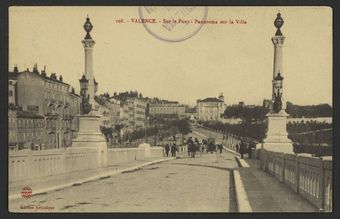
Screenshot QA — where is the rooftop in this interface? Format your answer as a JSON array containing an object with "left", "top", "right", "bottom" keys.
[
  {"left": 9, "top": 66, "right": 70, "bottom": 86},
  {"left": 13, "top": 110, "right": 44, "bottom": 119},
  {"left": 198, "top": 97, "right": 224, "bottom": 103}
]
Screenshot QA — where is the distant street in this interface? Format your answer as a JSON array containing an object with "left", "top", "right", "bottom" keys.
[{"left": 10, "top": 151, "right": 238, "bottom": 212}]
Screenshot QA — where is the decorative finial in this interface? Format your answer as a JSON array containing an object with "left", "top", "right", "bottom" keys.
[
  {"left": 83, "top": 16, "right": 93, "bottom": 39},
  {"left": 274, "top": 12, "right": 284, "bottom": 36}
]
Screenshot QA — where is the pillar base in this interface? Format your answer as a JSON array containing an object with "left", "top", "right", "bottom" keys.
[
  {"left": 263, "top": 110, "right": 293, "bottom": 154},
  {"left": 71, "top": 114, "right": 107, "bottom": 167}
]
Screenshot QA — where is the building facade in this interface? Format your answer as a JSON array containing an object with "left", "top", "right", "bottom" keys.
[
  {"left": 197, "top": 93, "right": 226, "bottom": 121},
  {"left": 8, "top": 109, "right": 45, "bottom": 150},
  {"left": 14, "top": 65, "right": 80, "bottom": 149},
  {"left": 148, "top": 101, "right": 187, "bottom": 118},
  {"left": 120, "top": 97, "right": 147, "bottom": 131}
]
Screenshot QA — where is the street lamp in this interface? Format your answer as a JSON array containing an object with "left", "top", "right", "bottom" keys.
[
  {"left": 273, "top": 72, "right": 284, "bottom": 113},
  {"left": 79, "top": 75, "right": 88, "bottom": 92},
  {"left": 79, "top": 75, "right": 91, "bottom": 114}
]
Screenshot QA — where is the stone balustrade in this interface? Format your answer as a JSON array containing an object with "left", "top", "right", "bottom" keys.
[
  {"left": 258, "top": 149, "right": 332, "bottom": 212},
  {"left": 9, "top": 144, "right": 164, "bottom": 184}
]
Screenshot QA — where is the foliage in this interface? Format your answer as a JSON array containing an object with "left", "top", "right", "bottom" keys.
[
  {"left": 286, "top": 102, "right": 332, "bottom": 118},
  {"left": 201, "top": 120, "right": 332, "bottom": 146},
  {"left": 287, "top": 121, "right": 332, "bottom": 145},
  {"left": 223, "top": 105, "right": 269, "bottom": 122},
  {"left": 100, "top": 126, "right": 113, "bottom": 142},
  {"left": 201, "top": 121, "right": 266, "bottom": 141}
]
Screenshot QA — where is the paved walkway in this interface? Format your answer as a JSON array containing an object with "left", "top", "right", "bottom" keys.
[
  {"left": 238, "top": 158, "right": 318, "bottom": 212},
  {"left": 10, "top": 152, "right": 238, "bottom": 212},
  {"left": 9, "top": 156, "right": 174, "bottom": 200}
]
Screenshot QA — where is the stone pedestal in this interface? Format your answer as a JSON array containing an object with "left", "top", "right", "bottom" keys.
[
  {"left": 72, "top": 114, "right": 107, "bottom": 167},
  {"left": 263, "top": 110, "right": 293, "bottom": 153}
]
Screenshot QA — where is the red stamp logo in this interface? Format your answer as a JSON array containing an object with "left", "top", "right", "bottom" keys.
[{"left": 21, "top": 186, "right": 32, "bottom": 199}]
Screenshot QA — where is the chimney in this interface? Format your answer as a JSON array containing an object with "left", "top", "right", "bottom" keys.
[
  {"left": 33, "top": 63, "right": 39, "bottom": 74},
  {"left": 50, "top": 73, "right": 57, "bottom": 80},
  {"left": 13, "top": 65, "right": 19, "bottom": 73}
]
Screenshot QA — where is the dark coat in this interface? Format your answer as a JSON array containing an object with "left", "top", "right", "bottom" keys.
[{"left": 239, "top": 142, "right": 246, "bottom": 154}]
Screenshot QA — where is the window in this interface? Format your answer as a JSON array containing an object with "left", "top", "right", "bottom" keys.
[
  {"left": 28, "top": 105, "right": 39, "bottom": 113},
  {"left": 9, "top": 91, "right": 13, "bottom": 97}
]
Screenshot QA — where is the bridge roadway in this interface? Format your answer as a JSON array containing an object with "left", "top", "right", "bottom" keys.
[{"left": 10, "top": 151, "right": 239, "bottom": 212}]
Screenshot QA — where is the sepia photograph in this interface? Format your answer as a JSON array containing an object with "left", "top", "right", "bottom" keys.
[{"left": 7, "top": 6, "right": 332, "bottom": 213}]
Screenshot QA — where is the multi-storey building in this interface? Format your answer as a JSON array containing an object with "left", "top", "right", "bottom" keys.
[
  {"left": 95, "top": 95, "right": 113, "bottom": 128},
  {"left": 13, "top": 65, "right": 80, "bottom": 149},
  {"left": 8, "top": 109, "right": 45, "bottom": 150},
  {"left": 148, "top": 101, "right": 187, "bottom": 118},
  {"left": 69, "top": 88, "right": 82, "bottom": 136},
  {"left": 197, "top": 93, "right": 226, "bottom": 121},
  {"left": 109, "top": 97, "right": 121, "bottom": 126},
  {"left": 120, "top": 97, "right": 147, "bottom": 131}
]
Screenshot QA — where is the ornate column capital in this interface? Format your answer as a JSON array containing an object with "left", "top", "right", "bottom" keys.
[
  {"left": 82, "top": 39, "right": 95, "bottom": 49},
  {"left": 271, "top": 36, "right": 285, "bottom": 46}
]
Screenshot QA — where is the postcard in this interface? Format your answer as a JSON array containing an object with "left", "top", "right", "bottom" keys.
[{"left": 8, "top": 6, "right": 332, "bottom": 213}]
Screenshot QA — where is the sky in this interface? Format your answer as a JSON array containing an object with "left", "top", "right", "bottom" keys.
[{"left": 9, "top": 6, "right": 332, "bottom": 107}]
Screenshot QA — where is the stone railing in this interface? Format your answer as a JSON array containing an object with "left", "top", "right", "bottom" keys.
[
  {"left": 257, "top": 149, "right": 332, "bottom": 212},
  {"left": 9, "top": 148, "right": 98, "bottom": 183},
  {"left": 9, "top": 144, "right": 162, "bottom": 184}
]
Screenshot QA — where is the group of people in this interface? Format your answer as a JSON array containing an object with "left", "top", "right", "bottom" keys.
[
  {"left": 164, "top": 136, "right": 226, "bottom": 158},
  {"left": 236, "top": 139, "right": 256, "bottom": 159},
  {"left": 187, "top": 137, "right": 224, "bottom": 158},
  {"left": 164, "top": 143, "right": 178, "bottom": 157}
]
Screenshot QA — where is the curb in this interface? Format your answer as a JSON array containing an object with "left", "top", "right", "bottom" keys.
[
  {"left": 9, "top": 157, "right": 175, "bottom": 202},
  {"left": 233, "top": 170, "right": 253, "bottom": 212},
  {"left": 235, "top": 156, "right": 250, "bottom": 168},
  {"left": 223, "top": 146, "right": 240, "bottom": 157}
]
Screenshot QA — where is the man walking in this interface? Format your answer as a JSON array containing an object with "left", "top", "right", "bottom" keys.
[
  {"left": 239, "top": 139, "right": 246, "bottom": 159},
  {"left": 186, "top": 137, "right": 194, "bottom": 158},
  {"left": 218, "top": 143, "right": 223, "bottom": 154},
  {"left": 165, "top": 144, "right": 170, "bottom": 157},
  {"left": 171, "top": 143, "right": 177, "bottom": 157}
]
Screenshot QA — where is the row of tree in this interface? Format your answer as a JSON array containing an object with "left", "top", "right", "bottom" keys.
[
  {"left": 200, "top": 120, "right": 332, "bottom": 146},
  {"left": 287, "top": 121, "right": 332, "bottom": 133},
  {"left": 286, "top": 102, "right": 332, "bottom": 118},
  {"left": 101, "top": 118, "right": 191, "bottom": 147},
  {"left": 222, "top": 102, "right": 332, "bottom": 122},
  {"left": 223, "top": 105, "right": 269, "bottom": 122},
  {"left": 199, "top": 121, "right": 266, "bottom": 141}
]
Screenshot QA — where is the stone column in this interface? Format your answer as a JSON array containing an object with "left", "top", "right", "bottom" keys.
[
  {"left": 271, "top": 36, "right": 285, "bottom": 100},
  {"left": 262, "top": 12, "right": 293, "bottom": 154},
  {"left": 82, "top": 39, "right": 96, "bottom": 106}
]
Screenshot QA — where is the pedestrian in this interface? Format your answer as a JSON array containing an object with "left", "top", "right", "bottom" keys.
[
  {"left": 218, "top": 143, "right": 223, "bottom": 154},
  {"left": 247, "top": 142, "right": 252, "bottom": 158},
  {"left": 239, "top": 140, "right": 246, "bottom": 159},
  {"left": 171, "top": 143, "right": 177, "bottom": 157},
  {"left": 187, "top": 137, "right": 193, "bottom": 157},
  {"left": 165, "top": 144, "right": 170, "bottom": 157},
  {"left": 236, "top": 143, "right": 239, "bottom": 153}
]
